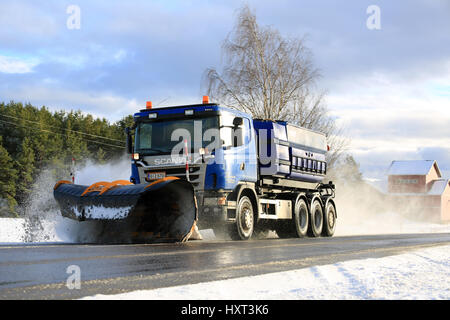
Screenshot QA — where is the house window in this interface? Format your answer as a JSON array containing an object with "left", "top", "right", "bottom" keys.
[{"left": 396, "top": 179, "right": 418, "bottom": 184}]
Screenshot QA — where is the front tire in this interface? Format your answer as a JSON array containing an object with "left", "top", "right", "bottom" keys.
[{"left": 230, "top": 196, "right": 254, "bottom": 240}]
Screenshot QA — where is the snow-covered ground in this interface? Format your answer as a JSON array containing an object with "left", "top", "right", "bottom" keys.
[
  {"left": 0, "top": 218, "right": 26, "bottom": 243},
  {"left": 83, "top": 244, "right": 450, "bottom": 300},
  {"left": 0, "top": 217, "right": 103, "bottom": 243}
]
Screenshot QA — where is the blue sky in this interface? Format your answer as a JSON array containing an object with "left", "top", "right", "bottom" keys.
[{"left": 0, "top": 0, "right": 449, "bottom": 179}]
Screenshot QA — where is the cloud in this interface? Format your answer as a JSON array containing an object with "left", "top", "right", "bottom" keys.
[
  {"left": 418, "top": 147, "right": 450, "bottom": 178},
  {"left": 1, "top": 84, "right": 140, "bottom": 121},
  {"left": 325, "top": 62, "right": 450, "bottom": 179},
  {"left": 0, "top": 55, "right": 40, "bottom": 74},
  {"left": 0, "top": 1, "right": 60, "bottom": 47},
  {"left": 113, "top": 49, "right": 128, "bottom": 63}
]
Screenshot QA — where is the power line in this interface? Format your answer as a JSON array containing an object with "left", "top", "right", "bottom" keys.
[
  {"left": 0, "top": 118, "right": 125, "bottom": 149},
  {"left": 0, "top": 113, "right": 126, "bottom": 144},
  {"left": 0, "top": 118, "right": 126, "bottom": 150}
]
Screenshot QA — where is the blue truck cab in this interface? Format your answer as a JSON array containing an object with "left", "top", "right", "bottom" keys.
[{"left": 127, "top": 98, "right": 336, "bottom": 240}]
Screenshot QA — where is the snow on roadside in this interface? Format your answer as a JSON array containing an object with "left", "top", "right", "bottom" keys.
[
  {"left": 82, "top": 244, "right": 450, "bottom": 300},
  {"left": 0, "top": 218, "right": 26, "bottom": 242},
  {"left": 0, "top": 217, "right": 73, "bottom": 243}
]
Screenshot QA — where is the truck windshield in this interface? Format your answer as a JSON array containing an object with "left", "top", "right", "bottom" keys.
[{"left": 135, "top": 116, "right": 220, "bottom": 155}]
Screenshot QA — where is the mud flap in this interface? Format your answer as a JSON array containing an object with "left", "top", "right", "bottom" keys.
[{"left": 53, "top": 178, "right": 197, "bottom": 243}]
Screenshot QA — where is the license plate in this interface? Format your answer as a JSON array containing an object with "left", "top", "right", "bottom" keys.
[{"left": 147, "top": 171, "right": 166, "bottom": 181}]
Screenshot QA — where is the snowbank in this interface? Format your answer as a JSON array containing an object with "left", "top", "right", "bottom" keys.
[
  {"left": 0, "top": 218, "right": 26, "bottom": 242},
  {"left": 83, "top": 244, "right": 450, "bottom": 300}
]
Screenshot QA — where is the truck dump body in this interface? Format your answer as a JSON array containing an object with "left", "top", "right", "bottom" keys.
[{"left": 253, "top": 120, "right": 327, "bottom": 183}]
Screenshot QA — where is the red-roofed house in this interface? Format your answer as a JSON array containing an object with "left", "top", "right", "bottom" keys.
[{"left": 387, "top": 160, "right": 450, "bottom": 222}]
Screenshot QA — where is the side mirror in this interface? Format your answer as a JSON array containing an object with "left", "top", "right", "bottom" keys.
[
  {"left": 125, "top": 127, "right": 133, "bottom": 154},
  {"left": 233, "top": 117, "right": 243, "bottom": 127}
]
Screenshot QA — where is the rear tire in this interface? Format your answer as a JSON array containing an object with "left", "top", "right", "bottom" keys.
[
  {"left": 294, "top": 198, "right": 309, "bottom": 238},
  {"left": 322, "top": 201, "right": 336, "bottom": 237},
  {"left": 230, "top": 196, "right": 254, "bottom": 240},
  {"left": 308, "top": 200, "right": 323, "bottom": 237}
]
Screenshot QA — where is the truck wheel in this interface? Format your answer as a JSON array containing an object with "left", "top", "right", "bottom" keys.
[
  {"left": 308, "top": 200, "right": 323, "bottom": 237},
  {"left": 294, "top": 198, "right": 309, "bottom": 238},
  {"left": 231, "top": 196, "right": 254, "bottom": 240},
  {"left": 322, "top": 202, "right": 336, "bottom": 237}
]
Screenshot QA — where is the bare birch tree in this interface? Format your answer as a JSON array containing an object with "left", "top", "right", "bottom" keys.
[{"left": 203, "top": 6, "right": 347, "bottom": 168}]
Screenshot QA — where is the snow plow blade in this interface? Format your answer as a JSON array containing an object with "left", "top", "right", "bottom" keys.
[{"left": 53, "top": 177, "right": 197, "bottom": 243}]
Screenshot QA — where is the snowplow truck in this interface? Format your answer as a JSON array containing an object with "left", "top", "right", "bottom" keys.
[{"left": 54, "top": 97, "right": 336, "bottom": 242}]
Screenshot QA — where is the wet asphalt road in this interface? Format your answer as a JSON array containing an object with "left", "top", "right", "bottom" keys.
[{"left": 1, "top": 232, "right": 450, "bottom": 299}]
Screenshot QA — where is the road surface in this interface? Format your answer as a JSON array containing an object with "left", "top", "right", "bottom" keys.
[{"left": 1, "top": 232, "right": 449, "bottom": 299}]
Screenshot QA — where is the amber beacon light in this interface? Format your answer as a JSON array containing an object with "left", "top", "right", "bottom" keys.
[
  {"left": 146, "top": 101, "right": 152, "bottom": 109},
  {"left": 202, "top": 96, "right": 209, "bottom": 104}
]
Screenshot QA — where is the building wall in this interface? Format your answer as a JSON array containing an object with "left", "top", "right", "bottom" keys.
[
  {"left": 442, "top": 185, "right": 450, "bottom": 222},
  {"left": 388, "top": 175, "right": 426, "bottom": 193},
  {"left": 426, "top": 164, "right": 441, "bottom": 184}
]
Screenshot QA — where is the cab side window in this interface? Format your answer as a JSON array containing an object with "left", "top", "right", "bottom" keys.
[{"left": 220, "top": 114, "right": 250, "bottom": 148}]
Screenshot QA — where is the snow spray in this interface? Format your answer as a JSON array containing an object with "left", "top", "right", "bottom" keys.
[{"left": 20, "top": 155, "right": 131, "bottom": 243}]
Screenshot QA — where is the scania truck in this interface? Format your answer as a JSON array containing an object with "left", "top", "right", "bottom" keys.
[{"left": 125, "top": 97, "right": 337, "bottom": 240}]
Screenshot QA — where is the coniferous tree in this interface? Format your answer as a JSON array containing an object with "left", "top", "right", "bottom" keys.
[
  {"left": 96, "top": 147, "right": 106, "bottom": 164},
  {"left": 0, "top": 137, "right": 18, "bottom": 217},
  {"left": 15, "top": 136, "right": 35, "bottom": 205}
]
